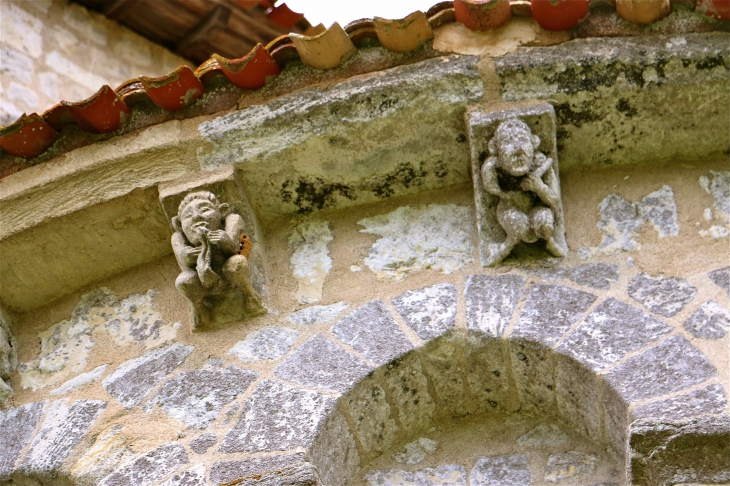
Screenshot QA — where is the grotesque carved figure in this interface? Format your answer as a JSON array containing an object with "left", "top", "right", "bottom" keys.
[
  {"left": 481, "top": 119, "right": 567, "bottom": 263},
  {"left": 172, "top": 191, "right": 264, "bottom": 329}
]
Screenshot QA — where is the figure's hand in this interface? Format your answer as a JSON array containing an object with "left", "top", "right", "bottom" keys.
[
  {"left": 206, "top": 230, "right": 229, "bottom": 245},
  {"left": 182, "top": 246, "right": 202, "bottom": 266},
  {"left": 521, "top": 174, "right": 543, "bottom": 193}
]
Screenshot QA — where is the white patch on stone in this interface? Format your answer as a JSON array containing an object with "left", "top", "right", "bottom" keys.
[
  {"left": 19, "top": 288, "right": 177, "bottom": 391},
  {"left": 704, "top": 208, "right": 713, "bottom": 221},
  {"left": 544, "top": 451, "right": 598, "bottom": 482},
  {"left": 517, "top": 424, "right": 570, "bottom": 448},
  {"left": 289, "top": 221, "right": 333, "bottom": 304},
  {"left": 287, "top": 302, "right": 348, "bottom": 326},
  {"left": 50, "top": 364, "right": 108, "bottom": 396},
  {"left": 394, "top": 437, "right": 439, "bottom": 465},
  {"left": 228, "top": 327, "right": 299, "bottom": 362},
  {"left": 699, "top": 171, "right": 730, "bottom": 239},
  {"left": 359, "top": 204, "right": 474, "bottom": 281}
]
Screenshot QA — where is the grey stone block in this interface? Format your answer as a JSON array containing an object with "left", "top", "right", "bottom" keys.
[
  {"left": 470, "top": 454, "right": 532, "bottom": 485},
  {"left": 421, "top": 335, "right": 472, "bottom": 417},
  {"left": 146, "top": 364, "right": 257, "bottom": 429},
  {"left": 345, "top": 377, "right": 399, "bottom": 458},
  {"left": 509, "top": 340, "right": 556, "bottom": 414},
  {"left": 189, "top": 433, "right": 217, "bottom": 454},
  {"left": 517, "top": 424, "right": 570, "bottom": 448},
  {"left": 392, "top": 283, "right": 457, "bottom": 340},
  {"left": 230, "top": 462, "right": 318, "bottom": 485},
  {"left": 512, "top": 284, "right": 597, "bottom": 347},
  {"left": 569, "top": 263, "right": 620, "bottom": 290},
  {"left": 605, "top": 336, "right": 717, "bottom": 404},
  {"left": 464, "top": 335, "right": 517, "bottom": 414},
  {"left": 465, "top": 274, "right": 525, "bottom": 337},
  {"left": 99, "top": 442, "right": 189, "bottom": 486},
  {"left": 219, "top": 379, "right": 333, "bottom": 453},
  {"left": 0, "top": 401, "right": 45, "bottom": 480},
  {"left": 103, "top": 343, "right": 194, "bottom": 408},
  {"left": 381, "top": 353, "right": 436, "bottom": 434},
  {"left": 159, "top": 463, "right": 205, "bottom": 486},
  {"left": 603, "top": 384, "right": 629, "bottom": 462},
  {"left": 331, "top": 300, "right": 413, "bottom": 366},
  {"left": 20, "top": 399, "right": 107, "bottom": 477},
  {"left": 632, "top": 383, "right": 727, "bottom": 422},
  {"left": 228, "top": 326, "right": 299, "bottom": 363},
  {"left": 310, "top": 411, "right": 360, "bottom": 486},
  {"left": 555, "top": 357, "right": 602, "bottom": 442},
  {"left": 288, "top": 302, "right": 348, "bottom": 326},
  {"left": 544, "top": 451, "right": 598, "bottom": 483},
  {"left": 709, "top": 267, "right": 730, "bottom": 298},
  {"left": 274, "top": 334, "right": 372, "bottom": 393},
  {"left": 365, "top": 464, "right": 468, "bottom": 485},
  {"left": 628, "top": 273, "right": 697, "bottom": 317},
  {"left": 683, "top": 300, "right": 730, "bottom": 339},
  {"left": 210, "top": 453, "right": 309, "bottom": 484},
  {"left": 558, "top": 298, "right": 672, "bottom": 371}
]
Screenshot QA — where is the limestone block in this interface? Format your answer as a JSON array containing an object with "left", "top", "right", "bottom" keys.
[
  {"left": 509, "top": 340, "right": 556, "bottom": 415},
  {"left": 189, "top": 433, "right": 217, "bottom": 454},
  {"left": 628, "top": 273, "right": 697, "bottom": 317},
  {"left": 366, "top": 464, "right": 468, "bottom": 485},
  {"left": 0, "top": 308, "right": 17, "bottom": 382},
  {"left": 70, "top": 425, "right": 134, "bottom": 486},
  {"left": 229, "top": 326, "right": 299, "bottom": 363},
  {"left": 225, "top": 462, "right": 318, "bottom": 485},
  {"left": 50, "top": 364, "right": 108, "bottom": 396},
  {"left": 464, "top": 334, "right": 518, "bottom": 414},
  {"left": 544, "top": 451, "right": 598, "bottom": 483},
  {"left": 209, "top": 452, "right": 310, "bottom": 484},
  {"left": 517, "top": 424, "right": 570, "bottom": 448},
  {"left": 219, "top": 379, "right": 334, "bottom": 453},
  {"left": 0, "top": 401, "right": 46, "bottom": 480},
  {"left": 392, "top": 283, "right": 457, "bottom": 340},
  {"left": 569, "top": 263, "right": 620, "bottom": 290},
  {"left": 289, "top": 220, "right": 333, "bottom": 304},
  {"left": 469, "top": 454, "right": 532, "bottom": 485},
  {"left": 310, "top": 411, "right": 360, "bottom": 486},
  {"left": 159, "top": 463, "right": 206, "bottom": 486},
  {"left": 602, "top": 384, "right": 629, "bottom": 461},
  {"left": 344, "top": 377, "right": 399, "bottom": 457},
  {"left": 683, "top": 300, "right": 730, "bottom": 339},
  {"left": 557, "top": 298, "right": 672, "bottom": 371},
  {"left": 274, "top": 334, "right": 372, "bottom": 393},
  {"left": 331, "top": 300, "right": 413, "bottom": 366},
  {"left": 287, "top": 302, "right": 348, "bottom": 325},
  {"left": 631, "top": 383, "right": 727, "bottom": 422},
  {"left": 0, "top": 46, "right": 33, "bottom": 83},
  {"left": 421, "top": 335, "right": 472, "bottom": 417},
  {"left": 0, "top": 2, "right": 43, "bottom": 58},
  {"left": 98, "top": 442, "right": 189, "bottom": 486},
  {"left": 465, "top": 274, "right": 525, "bottom": 337},
  {"left": 709, "top": 267, "right": 730, "bottom": 298},
  {"left": 394, "top": 437, "right": 438, "bottom": 465},
  {"left": 380, "top": 353, "right": 436, "bottom": 434},
  {"left": 102, "top": 343, "right": 194, "bottom": 408},
  {"left": 555, "top": 358, "right": 602, "bottom": 443}
]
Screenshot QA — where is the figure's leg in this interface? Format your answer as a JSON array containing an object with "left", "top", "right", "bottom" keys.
[
  {"left": 530, "top": 206, "right": 567, "bottom": 257},
  {"left": 498, "top": 201, "right": 536, "bottom": 243},
  {"left": 175, "top": 270, "right": 211, "bottom": 330},
  {"left": 223, "top": 255, "right": 265, "bottom": 316}
]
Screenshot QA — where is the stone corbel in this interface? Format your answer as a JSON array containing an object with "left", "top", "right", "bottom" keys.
[
  {"left": 0, "top": 306, "right": 17, "bottom": 403},
  {"left": 158, "top": 167, "right": 267, "bottom": 330},
  {"left": 466, "top": 102, "right": 568, "bottom": 266}
]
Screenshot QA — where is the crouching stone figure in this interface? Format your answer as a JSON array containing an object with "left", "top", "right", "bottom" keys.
[{"left": 172, "top": 191, "right": 265, "bottom": 329}]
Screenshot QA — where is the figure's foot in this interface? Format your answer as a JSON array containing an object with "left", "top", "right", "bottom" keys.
[
  {"left": 243, "top": 293, "right": 266, "bottom": 317},
  {"left": 530, "top": 207, "right": 555, "bottom": 240},
  {"left": 191, "top": 306, "right": 212, "bottom": 331}
]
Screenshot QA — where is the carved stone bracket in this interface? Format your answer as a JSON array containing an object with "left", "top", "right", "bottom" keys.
[
  {"left": 159, "top": 167, "right": 267, "bottom": 330},
  {"left": 467, "top": 102, "right": 568, "bottom": 266}
]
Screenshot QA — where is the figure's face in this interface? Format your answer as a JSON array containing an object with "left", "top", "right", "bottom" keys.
[
  {"left": 180, "top": 198, "right": 222, "bottom": 245},
  {"left": 496, "top": 126, "right": 534, "bottom": 176}
]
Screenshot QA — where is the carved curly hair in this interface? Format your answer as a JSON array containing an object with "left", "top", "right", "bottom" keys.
[{"left": 177, "top": 191, "right": 220, "bottom": 217}]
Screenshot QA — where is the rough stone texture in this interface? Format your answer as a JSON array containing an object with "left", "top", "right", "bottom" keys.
[
  {"left": 606, "top": 336, "right": 717, "bottom": 403},
  {"left": 275, "top": 334, "right": 372, "bottom": 393},
  {"left": 50, "top": 364, "right": 108, "bottom": 395},
  {"left": 512, "top": 284, "right": 597, "bottom": 346},
  {"left": 699, "top": 170, "right": 730, "bottom": 238},
  {"left": 544, "top": 451, "right": 598, "bottom": 482},
  {"left": 422, "top": 335, "right": 471, "bottom": 417},
  {"left": 638, "top": 185, "right": 680, "bottom": 239},
  {"left": 509, "top": 340, "right": 556, "bottom": 414},
  {"left": 555, "top": 357, "right": 602, "bottom": 442},
  {"left": 287, "top": 302, "right": 348, "bottom": 325},
  {"left": 464, "top": 335, "right": 517, "bottom": 414},
  {"left": 331, "top": 300, "right": 413, "bottom": 366},
  {"left": 228, "top": 326, "right": 299, "bottom": 362},
  {"left": 632, "top": 383, "right": 727, "bottom": 422},
  {"left": 0, "top": 401, "right": 45, "bottom": 480},
  {"left": 310, "top": 411, "right": 360, "bottom": 486},
  {"left": 392, "top": 283, "right": 457, "bottom": 340},
  {"left": 209, "top": 453, "right": 309, "bottom": 484},
  {"left": 19, "top": 399, "right": 107, "bottom": 477},
  {"left": 146, "top": 365, "right": 257, "bottom": 429},
  {"left": 219, "top": 379, "right": 333, "bottom": 453},
  {"left": 684, "top": 300, "right": 730, "bottom": 339},
  {"left": 198, "top": 55, "right": 483, "bottom": 223},
  {"left": 465, "top": 274, "right": 525, "bottom": 336},
  {"left": 709, "top": 267, "right": 730, "bottom": 298},
  {"left": 628, "top": 273, "right": 697, "bottom": 317},
  {"left": 0, "top": 307, "right": 17, "bottom": 382},
  {"left": 229, "top": 462, "right": 319, "bottom": 485},
  {"left": 159, "top": 463, "right": 206, "bottom": 486},
  {"left": 70, "top": 424, "right": 134, "bottom": 486},
  {"left": 289, "top": 220, "right": 333, "bottom": 304},
  {"left": 189, "top": 433, "right": 217, "bottom": 454},
  {"left": 345, "top": 377, "right": 400, "bottom": 458},
  {"left": 470, "top": 454, "right": 532, "bottom": 485},
  {"left": 98, "top": 442, "right": 189, "bottom": 486},
  {"left": 394, "top": 437, "right": 438, "bottom": 465},
  {"left": 103, "top": 342, "right": 194, "bottom": 408},
  {"left": 603, "top": 383, "right": 629, "bottom": 462},
  {"left": 380, "top": 353, "right": 436, "bottom": 434},
  {"left": 558, "top": 298, "right": 672, "bottom": 371},
  {"left": 359, "top": 204, "right": 474, "bottom": 280},
  {"left": 569, "top": 263, "right": 620, "bottom": 290},
  {"left": 517, "top": 424, "right": 570, "bottom": 448},
  {"left": 365, "top": 464, "right": 468, "bottom": 485}
]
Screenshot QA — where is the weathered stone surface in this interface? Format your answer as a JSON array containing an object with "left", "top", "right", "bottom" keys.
[
  {"left": 210, "top": 453, "right": 309, "bottom": 484},
  {"left": 628, "top": 273, "right": 697, "bottom": 317},
  {"left": 465, "top": 335, "right": 517, "bottom": 414},
  {"left": 381, "top": 353, "right": 436, "bottom": 433},
  {"left": 331, "top": 300, "right": 413, "bottom": 366},
  {"left": 219, "top": 379, "right": 333, "bottom": 453},
  {"left": 638, "top": 185, "right": 680, "bottom": 239},
  {"left": 709, "top": 267, "right": 730, "bottom": 298},
  {"left": 512, "top": 284, "right": 597, "bottom": 346},
  {"left": 510, "top": 340, "right": 556, "bottom": 414},
  {"left": 345, "top": 378, "right": 399, "bottom": 457},
  {"left": 0, "top": 379, "right": 13, "bottom": 403},
  {"left": 20, "top": 399, "right": 107, "bottom": 477},
  {"left": 310, "top": 411, "right": 360, "bottom": 486},
  {"left": 99, "top": 442, "right": 189, "bottom": 486},
  {"left": 365, "top": 464, "right": 468, "bottom": 485},
  {"left": 392, "top": 283, "right": 457, "bottom": 340},
  {"left": 699, "top": 170, "right": 730, "bottom": 238},
  {"left": 189, "top": 433, "right": 217, "bottom": 454},
  {"left": 569, "top": 263, "right": 620, "bottom": 290},
  {"left": 50, "top": 364, "right": 108, "bottom": 395},
  {"left": 603, "top": 384, "right": 628, "bottom": 460},
  {"left": 289, "top": 220, "right": 333, "bottom": 304},
  {"left": 103, "top": 342, "right": 194, "bottom": 408},
  {"left": 364, "top": 469, "right": 420, "bottom": 485},
  {"left": 545, "top": 451, "right": 598, "bottom": 482},
  {"left": 683, "top": 300, "right": 730, "bottom": 339},
  {"left": 517, "top": 424, "right": 570, "bottom": 448},
  {"left": 229, "top": 326, "right": 299, "bottom": 362},
  {"left": 605, "top": 336, "right": 717, "bottom": 403},
  {"left": 470, "top": 454, "right": 532, "bottom": 485},
  {"left": 287, "top": 302, "right": 348, "bottom": 325},
  {"left": 0, "top": 401, "right": 45, "bottom": 480},
  {"left": 159, "top": 463, "right": 205, "bottom": 486},
  {"left": 465, "top": 274, "right": 525, "bottom": 336},
  {"left": 230, "top": 462, "right": 319, "bottom": 485},
  {"left": 632, "top": 383, "right": 727, "bottom": 421},
  {"left": 558, "top": 298, "right": 672, "bottom": 371},
  {"left": 0, "top": 308, "right": 17, "bottom": 382},
  {"left": 394, "top": 437, "right": 438, "bottom": 465},
  {"left": 422, "top": 335, "right": 471, "bottom": 417},
  {"left": 555, "top": 357, "right": 602, "bottom": 441},
  {"left": 274, "top": 334, "right": 372, "bottom": 393},
  {"left": 359, "top": 204, "right": 475, "bottom": 280},
  {"left": 70, "top": 425, "right": 134, "bottom": 486},
  {"left": 146, "top": 364, "right": 257, "bottom": 429}
]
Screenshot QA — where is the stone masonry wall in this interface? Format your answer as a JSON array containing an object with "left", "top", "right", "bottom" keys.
[{"left": 0, "top": 0, "right": 190, "bottom": 125}]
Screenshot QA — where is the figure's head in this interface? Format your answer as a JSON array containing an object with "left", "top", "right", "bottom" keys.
[
  {"left": 173, "top": 191, "right": 229, "bottom": 245},
  {"left": 489, "top": 119, "right": 541, "bottom": 177}
]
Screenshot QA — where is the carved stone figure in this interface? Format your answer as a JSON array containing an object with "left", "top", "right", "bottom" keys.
[{"left": 172, "top": 191, "right": 265, "bottom": 329}]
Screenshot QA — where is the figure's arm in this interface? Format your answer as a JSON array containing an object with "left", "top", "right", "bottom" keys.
[
  {"left": 532, "top": 153, "right": 552, "bottom": 179},
  {"left": 521, "top": 157, "right": 560, "bottom": 208},
  {"left": 208, "top": 214, "right": 243, "bottom": 256},
  {"left": 481, "top": 157, "right": 503, "bottom": 196},
  {"left": 172, "top": 232, "right": 200, "bottom": 271}
]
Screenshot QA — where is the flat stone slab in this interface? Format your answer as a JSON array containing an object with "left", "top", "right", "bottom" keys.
[
  {"left": 209, "top": 453, "right": 309, "bottom": 484},
  {"left": 365, "top": 464, "right": 467, "bottom": 485},
  {"left": 103, "top": 343, "right": 194, "bottom": 408},
  {"left": 709, "top": 267, "right": 730, "bottom": 298},
  {"left": 99, "top": 442, "right": 189, "bottom": 486},
  {"left": 287, "top": 302, "right": 348, "bottom": 325},
  {"left": 605, "top": 336, "right": 717, "bottom": 403},
  {"left": 465, "top": 274, "right": 525, "bottom": 337},
  {"left": 683, "top": 300, "right": 730, "bottom": 339},
  {"left": 512, "top": 284, "right": 596, "bottom": 346},
  {"left": 632, "top": 383, "right": 727, "bottom": 421},
  {"left": 189, "top": 433, "right": 217, "bottom": 454},
  {"left": 392, "top": 283, "right": 457, "bottom": 340},
  {"left": 146, "top": 365, "right": 257, "bottom": 429},
  {"left": 470, "top": 454, "right": 532, "bottom": 485},
  {"left": 159, "top": 464, "right": 205, "bottom": 486},
  {"left": 331, "top": 300, "right": 413, "bottom": 366},
  {"left": 628, "top": 273, "right": 697, "bottom": 317},
  {"left": 544, "top": 451, "right": 598, "bottom": 482},
  {"left": 569, "top": 263, "right": 620, "bottom": 290},
  {"left": 517, "top": 424, "right": 570, "bottom": 448},
  {"left": 274, "top": 334, "right": 372, "bottom": 393},
  {"left": 228, "top": 327, "right": 299, "bottom": 363},
  {"left": 0, "top": 401, "right": 45, "bottom": 479},
  {"left": 219, "top": 379, "right": 333, "bottom": 453},
  {"left": 558, "top": 298, "right": 672, "bottom": 371}
]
